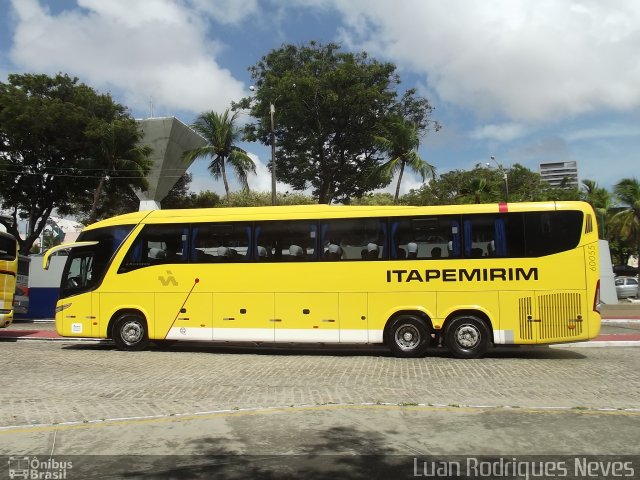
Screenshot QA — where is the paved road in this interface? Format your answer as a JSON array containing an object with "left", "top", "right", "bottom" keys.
[
  {"left": 1, "top": 340, "right": 638, "bottom": 478},
  {"left": 1, "top": 340, "right": 639, "bottom": 427}
]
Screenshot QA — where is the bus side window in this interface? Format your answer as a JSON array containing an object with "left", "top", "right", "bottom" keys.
[
  {"left": 463, "top": 216, "right": 497, "bottom": 258},
  {"left": 522, "top": 211, "right": 582, "bottom": 257},
  {"left": 391, "top": 216, "right": 458, "bottom": 260},
  {"left": 255, "top": 221, "right": 317, "bottom": 262},
  {"left": 321, "top": 218, "right": 386, "bottom": 261},
  {"left": 119, "top": 225, "right": 187, "bottom": 272},
  {"left": 191, "top": 223, "right": 250, "bottom": 263}
]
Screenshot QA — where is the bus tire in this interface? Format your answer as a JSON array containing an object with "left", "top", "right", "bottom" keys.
[
  {"left": 387, "top": 315, "right": 430, "bottom": 358},
  {"left": 112, "top": 313, "right": 149, "bottom": 351},
  {"left": 444, "top": 315, "right": 489, "bottom": 359}
]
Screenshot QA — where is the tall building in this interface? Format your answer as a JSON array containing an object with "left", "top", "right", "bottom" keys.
[{"left": 539, "top": 161, "right": 579, "bottom": 188}]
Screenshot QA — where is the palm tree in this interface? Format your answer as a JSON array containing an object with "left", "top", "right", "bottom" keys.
[
  {"left": 86, "top": 119, "right": 152, "bottom": 222},
  {"left": 612, "top": 178, "right": 640, "bottom": 275},
  {"left": 581, "top": 179, "right": 612, "bottom": 238},
  {"left": 183, "top": 109, "right": 256, "bottom": 204},
  {"left": 375, "top": 116, "right": 436, "bottom": 203}
]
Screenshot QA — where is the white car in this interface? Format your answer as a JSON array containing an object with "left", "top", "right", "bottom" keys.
[{"left": 615, "top": 276, "right": 639, "bottom": 299}]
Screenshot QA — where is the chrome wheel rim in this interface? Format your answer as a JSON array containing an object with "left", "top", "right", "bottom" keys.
[
  {"left": 395, "top": 324, "right": 421, "bottom": 351},
  {"left": 121, "top": 320, "right": 144, "bottom": 345},
  {"left": 454, "top": 324, "right": 480, "bottom": 349}
]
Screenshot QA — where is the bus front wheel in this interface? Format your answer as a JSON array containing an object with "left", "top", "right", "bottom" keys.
[
  {"left": 387, "top": 315, "right": 430, "bottom": 358},
  {"left": 113, "top": 314, "right": 149, "bottom": 351},
  {"left": 444, "top": 315, "right": 489, "bottom": 359}
]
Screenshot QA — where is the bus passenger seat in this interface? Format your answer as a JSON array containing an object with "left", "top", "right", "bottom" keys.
[
  {"left": 257, "top": 246, "right": 268, "bottom": 259},
  {"left": 148, "top": 248, "right": 166, "bottom": 260},
  {"left": 407, "top": 242, "right": 418, "bottom": 259},
  {"left": 326, "top": 243, "right": 342, "bottom": 260},
  {"left": 289, "top": 244, "right": 304, "bottom": 260},
  {"left": 217, "top": 246, "right": 230, "bottom": 259},
  {"left": 366, "top": 243, "right": 379, "bottom": 260}
]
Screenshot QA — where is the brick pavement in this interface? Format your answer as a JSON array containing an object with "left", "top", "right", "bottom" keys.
[{"left": 0, "top": 341, "right": 638, "bottom": 430}]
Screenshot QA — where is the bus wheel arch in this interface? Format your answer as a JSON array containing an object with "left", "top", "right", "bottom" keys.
[
  {"left": 384, "top": 311, "right": 432, "bottom": 358},
  {"left": 110, "top": 310, "right": 149, "bottom": 351},
  {"left": 443, "top": 310, "right": 493, "bottom": 359}
]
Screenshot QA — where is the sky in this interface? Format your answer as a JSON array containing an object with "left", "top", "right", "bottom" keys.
[{"left": 1, "top": 0, "right": 639, "bottom": 199}]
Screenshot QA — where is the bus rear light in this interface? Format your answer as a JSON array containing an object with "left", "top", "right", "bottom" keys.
[
  {"left": 55, "top": 303, "right": 72, "bottom": 314},
  {"left": 593, "top": 279, "right": 601, "bottom": 313}
]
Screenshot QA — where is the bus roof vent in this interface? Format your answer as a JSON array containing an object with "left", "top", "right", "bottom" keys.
[{"left": 585, "top": 214, "right": 593, "bottom": 234}]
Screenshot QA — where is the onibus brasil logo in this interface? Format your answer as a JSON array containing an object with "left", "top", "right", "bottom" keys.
[{"left": 8, "top": 456, "right": 72, "bottom": 479}]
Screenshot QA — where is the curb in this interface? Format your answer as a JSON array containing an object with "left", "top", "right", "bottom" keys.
[
  {"left": 550, "top": 341, "right": 640, "bottom": 348},
  {"left": 1, "top": 333, "right": 639, "bottom": 348}
]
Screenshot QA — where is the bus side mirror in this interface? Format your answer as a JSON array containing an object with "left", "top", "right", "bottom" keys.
[{"left": 41, "top": 241, "right": 97, "bottom": 270}]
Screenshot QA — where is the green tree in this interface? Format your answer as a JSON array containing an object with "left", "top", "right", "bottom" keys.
[
  {"left": 236, "top": 42, "right": 438, "bottom": 204},
  {"left": 183, "top": 109, "right": 256, "bottom": 205},
  {"left": 375, "top": 115, "right": 436, "bottom": 203},
  {"left": 581, "top": 179, "right": 612, "bottom": 239},
  {"left": 350, "top": 192, "right": 396, "bottom": 206},
  {"left": 225, "top": 190, "right": 315, "bottom": 207},
  {"left": 400, "top": 163, "right": 576, "bottom": 206},
  {"left": 84, "top": 118, "right": 152, "bottom": 222},
  {"left": 161, "top": 173, "right": 222, "bottom": 209},
  {"left": 611, "top": 178, "right": 640, "bottom": 265},
  {"left": 0, "top": 73, "right": 142, "bottom": 254}
]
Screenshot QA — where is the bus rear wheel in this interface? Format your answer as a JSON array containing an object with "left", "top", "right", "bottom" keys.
[
  {"left": 387, "top": 315, "right": 430, "bottom": 358},
  {"left": 113, "top": 313, "right": 149, "bottom": 351},
  {"left": 445, "top": 315, "right": 489, "bottom": 359}
]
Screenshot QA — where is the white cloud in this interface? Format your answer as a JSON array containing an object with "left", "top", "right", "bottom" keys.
[
  {"left": 471, "top": 123, "right": 527, "bottom": 142},
  {"left": 246, "top": 151, "right": 273, "bottom": 193},
  {"left": 564, "top": 124, "right": 640, "bottom": 142},
  {"left": 303, "top": 0, "right": 640, "bottom": 122},
  {"left": 190, "top": 0, "right": 259, "bottom": 25},
  {"left": 9, "top": 0, "right": 246, "bottom": 116}
]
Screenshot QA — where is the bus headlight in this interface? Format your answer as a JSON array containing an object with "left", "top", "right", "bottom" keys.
[{"left": 55, "top": 303, "right": 72, "bottom": 314}]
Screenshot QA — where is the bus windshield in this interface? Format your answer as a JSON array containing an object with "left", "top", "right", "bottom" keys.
[
  {"left": 0, "top": 234, "right": 17, "bottom": 261},
  {"left": 0, "top": 232, "right": 18, "bottom": 327},
  {"left": 60, "top": 225, "right": 134, "bottom": 298}
]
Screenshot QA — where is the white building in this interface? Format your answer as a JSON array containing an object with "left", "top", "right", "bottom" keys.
[{"left": 539, "top": 161, "right": 579, "bottom": 188}]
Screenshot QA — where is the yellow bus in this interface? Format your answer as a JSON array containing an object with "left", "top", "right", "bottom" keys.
[
  {"left": 43, "top": 201, "right": 601, "bottom": 358},
  {"left": 0, "top": 232, "right": 18, "bottom": 328}
]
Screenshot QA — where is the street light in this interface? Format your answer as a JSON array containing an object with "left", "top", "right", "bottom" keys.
[
  {"left": 269, "top": 102, "right": 276, "bottom": 206},
  {"left": 249, "top": 85, "right": 278, "bottom": 206},
  {"left": 487, "top": 155, "right": 509, "bottom": 202}
]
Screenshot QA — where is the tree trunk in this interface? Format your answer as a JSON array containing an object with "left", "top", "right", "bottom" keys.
[
  {"left": 394, "top": 160, "right": 406, "bottom": 203},
  {"left": 318, "top": 178, "right": 332, "bottom": 204},
  {"left": 220, "top": 158, "right": 231, "bottom": 205},
  {"left": 89, "top": 175, "right": 107, "bottom": 222}
]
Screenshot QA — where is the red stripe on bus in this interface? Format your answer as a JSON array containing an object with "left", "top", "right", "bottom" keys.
[{"left": 499, "top": 203, "right": 508, "bottom": 212}]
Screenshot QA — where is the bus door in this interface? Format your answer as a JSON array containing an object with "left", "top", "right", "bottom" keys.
[
  {"left": 274, "top": 293, "right": 340, "bottom": 342},
  {"left": 58, "top": 253, "right": 98, "bottom": 337},
  {"left": 157, "top": 292, "right": 212, "bottom": 341},
  {"left": 213, "top": 293, "right": 274, "bottom": 342},
  {"left": 339, "top": 293, "right": 368, "bottom": 343}
]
